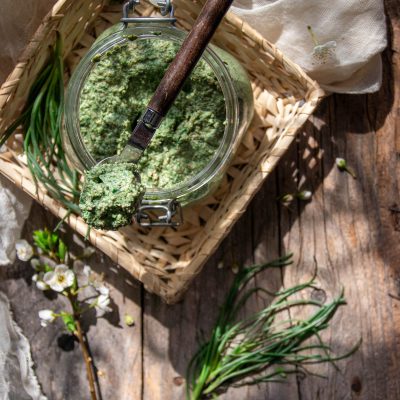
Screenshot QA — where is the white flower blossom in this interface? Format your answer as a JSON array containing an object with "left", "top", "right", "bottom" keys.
[
  {"left": 336, "top": 157, "right": 346, "bottom": 169},
  {"left": 73, "top": 260, "right": 87, "bottom": 284},
  {"left": 36, "top": 280, "right": 50, "bottom": 291},
  {"left": 90, "top": 293, "right": 112, "bottom": 317},
  {"left": 30, "top": 258, "right": 40, "bottom": 270},
  {"left": 280, "top": 194, "right": 294, "bottom": 204},
  {"left": 43, "top": 264, "right": 75, "bottom": 292},
  {"left": 297, "top": 190, "right": 312, "bottom": 201},
  {"left": 83, "top": 265, "right": 92, "bottom": 277},
  {"left": 38, "top": 309, "right": 55, "bottom": 327},
  {"left": 96, "top": 294, "right": 112, "bottom": 316},
  {"left": 15, "top": 240, "right": 34, "bottom": 261},
  {"left": 32, "top": 272, "right": 49, "bottom": 290},
  {"left": 335, "top": 157, "right": 356, "bottom": 178},
  {"left": 312, "top": 41, "right": 337, "bottom": 64},
  {"left": 307, "top": 26, "right": 337, "bottom": 65},
  {"left": 74, "top": 262, "right": 105, "bottom": 290},
  {"left": 97, "top": 285, "right": 109, "bottom": 296}
]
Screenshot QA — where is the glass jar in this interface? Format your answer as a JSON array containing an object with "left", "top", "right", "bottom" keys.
[{"left": 63, "top": 3, "right": 253, "bottom": 226}]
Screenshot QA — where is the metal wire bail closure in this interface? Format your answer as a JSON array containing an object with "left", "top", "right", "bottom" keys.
[
  {"left": 122, "top": 0, "right": 176, "bottom": 24},
  {"left": 136, "top": 200, "right": 183, "bottom": 227}
]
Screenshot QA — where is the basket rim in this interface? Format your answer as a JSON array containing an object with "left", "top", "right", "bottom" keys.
[{"left": 0, "top": 0, "right": 325, "bottom": 304}]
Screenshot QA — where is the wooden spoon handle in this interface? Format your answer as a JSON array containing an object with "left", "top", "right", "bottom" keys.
[
  {"left": 149, "top": 0, "right": 234, "bottom": 113},
  {"left": 127, "top": 0, "right": 233, "bottom": 152}
]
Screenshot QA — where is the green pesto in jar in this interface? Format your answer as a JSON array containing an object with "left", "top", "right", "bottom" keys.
[
  {"left": 79, "top": 38, "right": 226, "bottom": 190},
  {"left": 79, "top": 162, "right": 145, "bottom": 230}
]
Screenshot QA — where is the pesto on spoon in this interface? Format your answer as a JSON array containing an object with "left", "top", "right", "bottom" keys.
[{"left": 79, "top": 162, "right": 145, "bottom": 230}]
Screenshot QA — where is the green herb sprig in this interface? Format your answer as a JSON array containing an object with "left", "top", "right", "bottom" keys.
[
  {"left": 0, "top": 33, "right": 80, "bottom": 215},
  {"left": 33, "top": 228, "right": 67, "bottom": 262},
  {"left": 186, "top": 255, "right": 360, "bottom": 399}
]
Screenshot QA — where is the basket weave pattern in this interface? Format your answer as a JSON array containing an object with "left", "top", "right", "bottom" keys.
[{"left": 0, "top": 0, "right": 323, "bottom": 303}]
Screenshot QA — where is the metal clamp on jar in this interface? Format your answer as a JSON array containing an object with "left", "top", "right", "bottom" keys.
[
  {"left": 122, "top": 0, "right": 176, "bottom": 24},
  {"left": 63, "top": 0, "right": 254, "bottom": 228}
]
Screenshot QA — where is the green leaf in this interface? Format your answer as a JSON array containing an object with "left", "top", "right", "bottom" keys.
[
  {"left": 51, "top": 233, "right": 58, "bottom": 249},
  {"left": 33, "top": 230, "right": 49, "bottom": 252},
  {"left": 57, "top": 239, "right": 67, "bottom": 262},
  {"left": 33, "top": 228, "right": 69, "bottom": 265},
  {"left": 61, "top": 313, "right": 77, "bottom": 333}
]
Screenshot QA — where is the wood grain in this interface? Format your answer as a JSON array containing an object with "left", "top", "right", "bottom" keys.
[{"left": 1, "top": 0, "right": 400, "bottom": 399}]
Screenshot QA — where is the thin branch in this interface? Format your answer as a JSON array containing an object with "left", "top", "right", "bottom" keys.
[{"left": 74, "top": 318, "right": 98, "bottom": 400}]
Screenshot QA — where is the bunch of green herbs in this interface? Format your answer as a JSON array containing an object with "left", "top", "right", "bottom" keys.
[
  {"left": 0, "top": 34, "right": 80, "bottom": 215},
  {"left": 186, "top": 255, "right": 360, "bottom": 399}
]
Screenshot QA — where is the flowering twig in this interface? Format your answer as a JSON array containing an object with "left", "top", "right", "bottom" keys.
[
  {"left": 74, "top": 318, "right": 97, "bottom": 400},
  {"left": 16, "top": 228, "right": 112, "bottom": 400}
]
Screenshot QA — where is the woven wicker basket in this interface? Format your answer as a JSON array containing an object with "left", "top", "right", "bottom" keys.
[{"left": 0, "top": 0, "right": 323, "bottom": 303}]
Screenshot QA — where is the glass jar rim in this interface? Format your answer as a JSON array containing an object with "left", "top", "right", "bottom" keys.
[{"left": 64, "top": 23, "right": 240, "bottom": 203}]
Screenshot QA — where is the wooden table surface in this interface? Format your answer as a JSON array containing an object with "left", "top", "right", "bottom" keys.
[{"left": 1, "top": 1, "right": 399, "bottom": 399}]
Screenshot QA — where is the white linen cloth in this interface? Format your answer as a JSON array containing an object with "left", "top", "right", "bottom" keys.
[
  {"left": 0, "top": 175, "right": 32, "bottom": 266},
  {"left": 231, "top": 0, "right": 387, "bottom": 93},
  {"left": 0, "top": 291, "right": 47, "bottom": 400}
]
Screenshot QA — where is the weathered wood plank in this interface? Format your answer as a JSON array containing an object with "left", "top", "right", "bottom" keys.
[
  {"left": 141, "top": 213, "right": 254, "bottom": 400},
  {"left": 142, "top": 167, "right": 300, "bottom": 400},
  {"left": 278, "top": 1, "right": 400, "bottom": 398}
]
